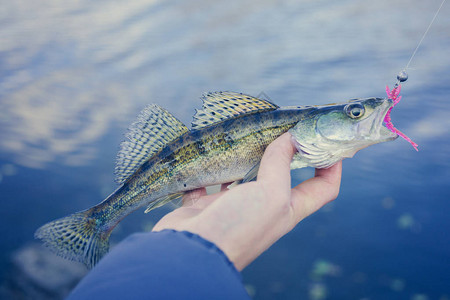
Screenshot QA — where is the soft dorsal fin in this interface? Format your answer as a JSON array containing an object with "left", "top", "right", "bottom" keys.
[
  {"left": 115, "top": 104, "right": 189, "bottom": 185},
  {"left": 191, "top": 92, "right": 279, "bottom": 130}
]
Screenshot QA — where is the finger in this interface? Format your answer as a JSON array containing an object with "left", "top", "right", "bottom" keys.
[
  {"left": 290, "top": 161, "right": 342, "bottom": 222},
  {"left": 185, "top": 196, "right": 216, "bottom": 210},
  {"left": 221, "top": 182, "right": 233, "bottom": 191},
  {"left": 182, "top": 188, "right": 207, "bottom": 207},
  {"left": 314, "top": 160, "right": 342, "bottom": 182},
  {"left": 188, "top": 190, "right": 230, "bottom": 210},
  {"left": 257, "top": 133, "right": 296, "bottom": 193},
  {"left": 183, "top": 186, "right": 231, "bottom": 210}
]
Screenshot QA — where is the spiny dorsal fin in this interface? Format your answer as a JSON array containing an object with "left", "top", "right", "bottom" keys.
[
  {"left": 191, "top": 91, "right": 279, "bottom": 130},
  {"left": 115, "top": 104, "right": 188, "bottom": 185}
]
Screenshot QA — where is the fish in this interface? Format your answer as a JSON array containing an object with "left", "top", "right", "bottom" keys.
[{"left": 35, "top": 91, "right": 398, "bottom": 268}]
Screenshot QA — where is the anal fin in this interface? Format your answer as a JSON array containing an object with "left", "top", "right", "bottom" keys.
[{"left": 144, "top": 193, "right": 184, "bottom": 213}]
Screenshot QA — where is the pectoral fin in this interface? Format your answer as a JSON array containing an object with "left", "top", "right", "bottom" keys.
[{"left": 242, "top": 163, "right": 260, "bottom": 183}]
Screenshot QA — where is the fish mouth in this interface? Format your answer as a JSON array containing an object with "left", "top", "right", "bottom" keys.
[{"left": 377, "top": 99, "right": 399, "bottom": 142}]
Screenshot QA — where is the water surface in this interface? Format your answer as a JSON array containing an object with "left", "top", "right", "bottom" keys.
[{"left": 1, "top": 0, "right": 449, "bottom": 299}]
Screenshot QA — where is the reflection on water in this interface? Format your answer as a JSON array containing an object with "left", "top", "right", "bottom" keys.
[
  {"left": 0, "top": 0, "right": 449, "bottom": 299},
  {"left": 0, "top": 76, "right": 132, "bottom": 168},
  {"left": 1, "top": 0, "right": 449, "bottom": 170}
]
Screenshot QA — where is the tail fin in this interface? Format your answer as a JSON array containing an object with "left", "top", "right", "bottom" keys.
[{"left": 35, "top": 210, "right": 111, "bottom": 269}]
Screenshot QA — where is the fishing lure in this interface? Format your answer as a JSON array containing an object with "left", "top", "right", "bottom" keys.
[{"left": 384, "top": 71, "right": 418, "bottom": 151}]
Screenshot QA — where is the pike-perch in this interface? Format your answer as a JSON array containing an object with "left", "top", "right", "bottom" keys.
[{"left": 35, "top": 92, "right": 398, "bottom": 268}]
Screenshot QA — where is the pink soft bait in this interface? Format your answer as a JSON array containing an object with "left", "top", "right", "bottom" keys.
[{"left": 384, "top": 84, "right": 418, "bottom": 151}]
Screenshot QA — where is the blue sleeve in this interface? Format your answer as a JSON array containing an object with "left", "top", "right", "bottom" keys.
[{"left": 67, "top": 230, "right": 251, "bottom": 300}]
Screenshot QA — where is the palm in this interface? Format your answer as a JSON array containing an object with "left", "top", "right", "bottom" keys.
[
  {"left": 151, "top": 133, "right": 342, "bottom": 270},
  {"left": 152, "top": 184, "right": 229, "bottom": 231}
]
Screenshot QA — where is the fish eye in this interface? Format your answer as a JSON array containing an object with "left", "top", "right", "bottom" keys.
[{"left": 344, "top": 103, "right": 365, "bottom": 119}]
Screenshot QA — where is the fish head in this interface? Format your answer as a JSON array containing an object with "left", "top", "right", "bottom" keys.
[{"left": 289, "top": 97, "right": 398, "bottom": 169}]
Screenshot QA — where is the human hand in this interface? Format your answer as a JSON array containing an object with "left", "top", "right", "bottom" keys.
[{"left": 152, "top": 132, "right": 342, "bottom": 270}]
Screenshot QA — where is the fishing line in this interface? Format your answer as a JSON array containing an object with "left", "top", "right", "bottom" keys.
[
  {"left": 395, "top": 0, "right": 446, "bottom": 86},
  {"left": 385, "top": 0, "right": 445, "bottom": 151}
]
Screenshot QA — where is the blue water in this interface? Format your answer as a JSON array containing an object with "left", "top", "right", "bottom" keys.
[{"left": 1, "top": 0, "right": 449, "bottom": 299}]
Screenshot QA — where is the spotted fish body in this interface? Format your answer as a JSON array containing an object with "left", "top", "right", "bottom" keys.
[
  {"left": 92, "top": 107, "right": 304, "bottom": 232},
  {"left": 35, "top": 92, "right": 398, "bottom": 268}
]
